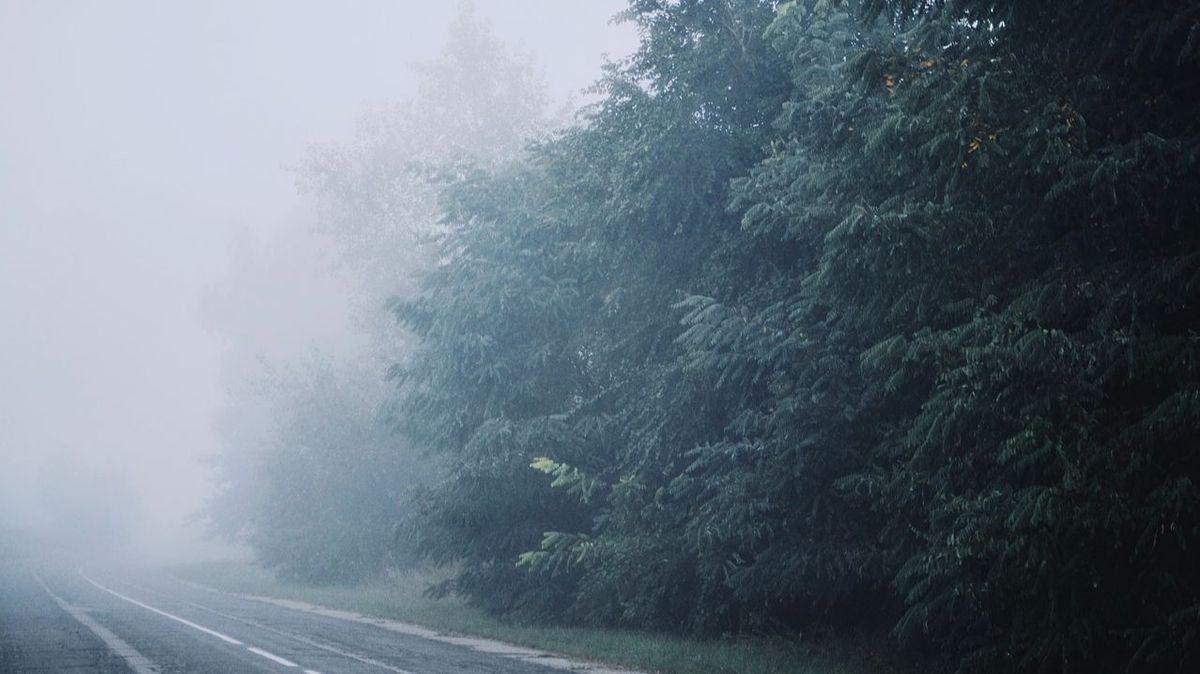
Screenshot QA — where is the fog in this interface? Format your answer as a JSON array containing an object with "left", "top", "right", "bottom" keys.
[
  {"left": 0, "top": 0, "right": 635, "bottom": 561},
  {"left": 3, "top": 3, "right": 1196, "bottom": 671}
]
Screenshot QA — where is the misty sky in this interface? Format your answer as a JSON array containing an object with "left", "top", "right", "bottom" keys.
[{"left": 0, "top": 0, "right": 636, "bottom": 555}]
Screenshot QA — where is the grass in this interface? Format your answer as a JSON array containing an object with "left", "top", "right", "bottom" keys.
[{"left": 173, "top": 560, "right": 877, "bottom": 674}]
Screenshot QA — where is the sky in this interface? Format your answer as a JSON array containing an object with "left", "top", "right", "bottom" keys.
[{"left": 0, "top": 0, "right": 637, "bottom": 558}]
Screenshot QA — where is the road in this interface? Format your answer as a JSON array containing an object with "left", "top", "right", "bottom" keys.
[{"left": 0, "top": 561, "right": 626, "bottom": 673}]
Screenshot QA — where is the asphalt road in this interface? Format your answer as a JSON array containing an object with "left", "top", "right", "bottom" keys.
[{"left": 0, "top": 561, "right": 619, "bottom": 674}]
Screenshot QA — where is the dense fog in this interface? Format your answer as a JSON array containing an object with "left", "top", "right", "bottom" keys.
[
  {"left": 0, "top": 0, "right": 635, "bottom": 561},
  {"left": 4, "top": 2, "right": 1199, "bottom": 672}
]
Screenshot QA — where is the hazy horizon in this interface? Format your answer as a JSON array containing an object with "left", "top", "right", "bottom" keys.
[{"left": 0, "top": 0, "right": 637, "bottom": 560}]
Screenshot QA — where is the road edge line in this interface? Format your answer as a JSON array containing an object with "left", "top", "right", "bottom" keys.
[
  {"left": 32, "top": 571, "right": 161, "bottom": 674},
  {"left": 79, "top": 569, "right": 244, "bottom": 646},
  {"left": 171, "top": 574, "right": 644, "bottom": 674},
  {"left": 116, "top": 576, "right": 418, "bottom": 674},
  {"left": 246, "top": 645, "right": 298, "bottom": 667}
]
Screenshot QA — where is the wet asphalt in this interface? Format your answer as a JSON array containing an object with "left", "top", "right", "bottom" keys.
[{"left": 0, "top": 560, "right": 584, "bottom": 674}]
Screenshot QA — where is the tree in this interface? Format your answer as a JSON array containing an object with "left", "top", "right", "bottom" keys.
[
  {"left": 244, "top": 357, "right": 433, "bottom": 583},
  {"left": 218, "top": 0, "right": 1200, "bottom": 670},
  {"left": 734, "top": 0, "right": 1200, "bottom": 669},
  {"left": 395, "top": 0, "right": 793, "bottom": 630},
  {"left": 299, "top": 3, "right": 556, "bottom": 342},
  {"left": 208, "top": 3, "right": 557, "bottom": 584},
  {"left": 396, "top": 0, "right": 1200, "bottom": 670}
]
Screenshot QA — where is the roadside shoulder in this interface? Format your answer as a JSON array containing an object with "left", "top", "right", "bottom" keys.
[{"left": 175, "top": 574, "right": 645, "bottom": 674}]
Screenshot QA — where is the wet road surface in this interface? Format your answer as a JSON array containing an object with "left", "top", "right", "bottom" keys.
[{"left": 0, "top": 561, "right": 619, "bottom": 674}]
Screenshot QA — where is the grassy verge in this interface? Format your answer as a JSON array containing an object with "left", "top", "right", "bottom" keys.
[{"left": 172, "top": 561, "right": 876, "bottom": 674}]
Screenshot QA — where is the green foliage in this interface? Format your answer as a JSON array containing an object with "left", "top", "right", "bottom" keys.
[
  {"left": 215, "top": 359, "right": 434, "bottom": 584},
  {"left": 389, "top": 161, "right": 596, "bottom": 615},
  {"left": 395, "top": 0, "right": 793, "bottom": 630},
  {"left": 208, "top": 6, "right": 552, "bottom": 587},
  {"left": 177, "top": 561, "right": 865, "bottom": 674},
  {"left": 388, "top": 0, "right": 1200, "bottom": 671},
  {"left": 824, "top": 0, "right": 1200, "bottom": 670}
]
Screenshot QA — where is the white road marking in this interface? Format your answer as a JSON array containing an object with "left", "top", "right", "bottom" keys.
[
  {"left": 79, "top": 570, "right": 245, "bottom": 645},
  {"left": 230, "top": 594, "right": 643, "bottom": 674},
  {"left": 247, "top": 646, "right": 298, "bottom": 667},
  {"left": 82, "top": 570, "right": 351, "bottom": 673},
  {"left": 115, "top": 575, "right": 417, "bottom": 674},
  {"left": 32, "top": 572, "right": 161, "bottom": 674}
]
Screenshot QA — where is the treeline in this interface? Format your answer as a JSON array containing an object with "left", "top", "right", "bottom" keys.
[
  {"left": 207, "top": 7, "right": 552, "bottom": 583},
  {"left": 210, "top": 0, "right": 1200, "bottom": 671},
  {"left": 389, "top": 1, "right": 1200, "bottom": 672}
]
